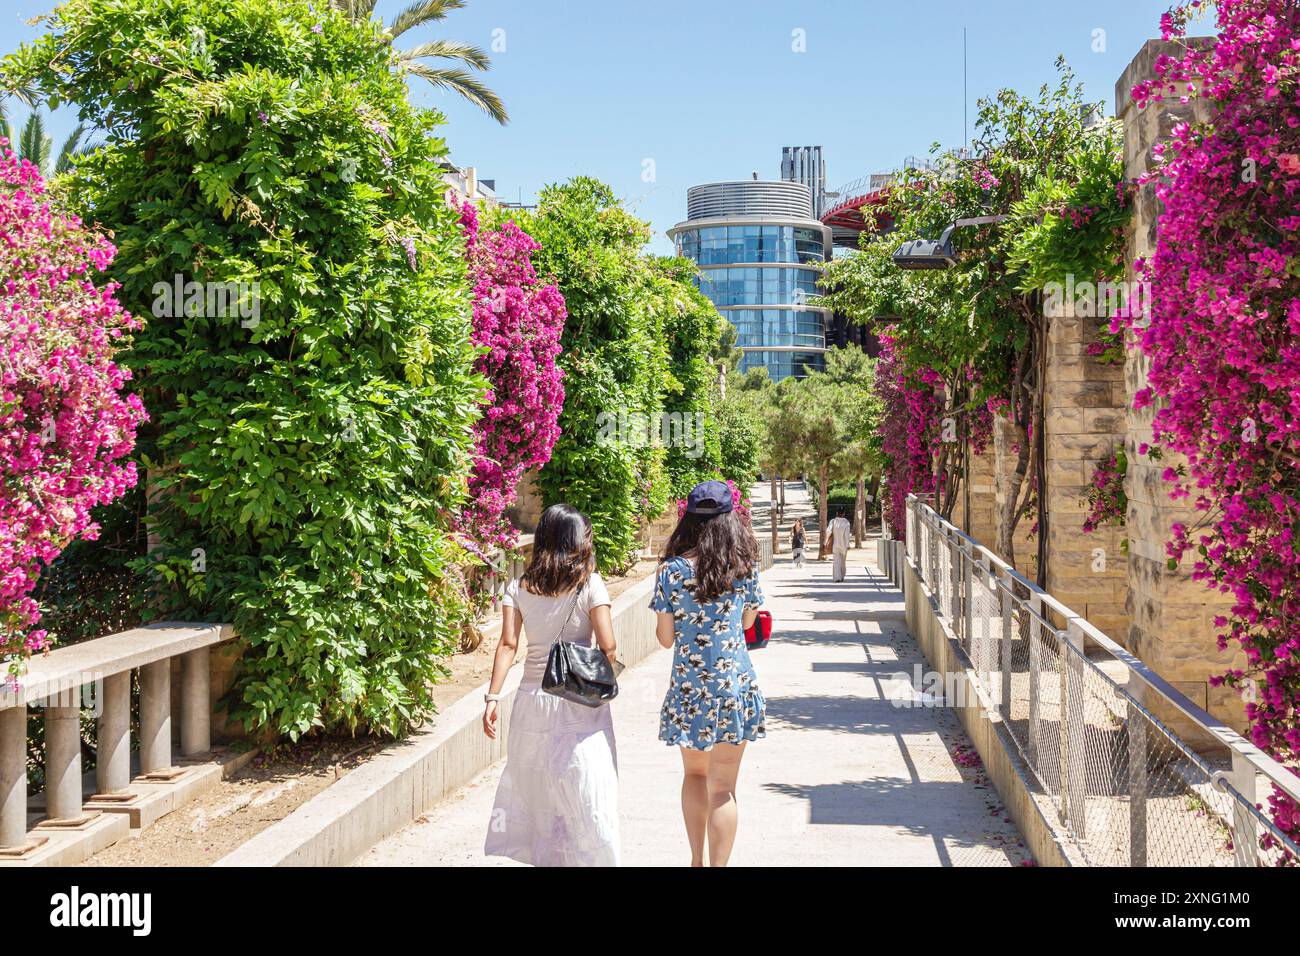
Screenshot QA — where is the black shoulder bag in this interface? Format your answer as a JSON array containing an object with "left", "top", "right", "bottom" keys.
[{"left": 542, "top": 582, "right": 620, "bottom": 708}]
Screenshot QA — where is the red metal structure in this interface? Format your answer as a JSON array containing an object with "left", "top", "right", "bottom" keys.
[{"left": 821, "top": 174, "right": 896, "bottom": 248}]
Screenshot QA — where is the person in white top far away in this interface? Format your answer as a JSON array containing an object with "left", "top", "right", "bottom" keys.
[{"left": 827, "top": 508, "right": 852, "bottom": 582}]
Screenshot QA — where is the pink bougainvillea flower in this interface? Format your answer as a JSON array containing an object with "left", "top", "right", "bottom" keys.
[
  {"left": 1124, "top": 0, "right": 1300, "bottom": 857},
  {"left": 453, "top": 202, "right": 566, "bottom": 554},
  {"left": 0, "top": 137, "right": 145, "bottom": 677}
]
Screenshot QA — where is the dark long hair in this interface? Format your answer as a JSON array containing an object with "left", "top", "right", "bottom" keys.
[
  {"left": 661, "top": 510, "right": 758, "bottom": 602},
  {"left": 521, "top": 504, "right": 595, "bottom": 596}
]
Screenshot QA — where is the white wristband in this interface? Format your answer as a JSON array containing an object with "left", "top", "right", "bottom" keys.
[{"left": 484, "top": 693, "right": 503, "bottom": 703}]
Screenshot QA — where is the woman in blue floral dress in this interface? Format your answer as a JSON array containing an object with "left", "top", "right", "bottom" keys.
[{"left": 651, "top": 480, "right": 766, "bottom": 866}]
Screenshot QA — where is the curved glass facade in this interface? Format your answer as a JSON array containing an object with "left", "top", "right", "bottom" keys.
[
  {"left": 739, "top": 350, "right": 828, "bottom": 381},
  {"left": 675, "top": 225, "right": 824, "bottom": 265},
  {"left": 696, "top": 267, "right": 819, "bottom": 307},
  {"left": 725, "top": 309, "right": 826, "bottom": 351},
  {"left": 670, "top": 182, "right": 830, "bottom": 381}
]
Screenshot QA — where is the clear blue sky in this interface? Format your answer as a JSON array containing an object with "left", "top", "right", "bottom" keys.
[{"left": 2, "top": 0, "right": 1179, "bottom": 253}]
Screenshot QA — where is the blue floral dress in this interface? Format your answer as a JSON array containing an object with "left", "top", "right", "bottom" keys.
[{"left": 650, "top": 556, "right": 766, "bottom": 750}]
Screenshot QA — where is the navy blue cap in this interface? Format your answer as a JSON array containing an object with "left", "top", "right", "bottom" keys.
[{"left": 685, "top": 480, "right": 733, "bottom": 515}]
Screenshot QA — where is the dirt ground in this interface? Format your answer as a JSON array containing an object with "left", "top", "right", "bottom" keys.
[
  {"left": 82, "top": 555, "right": 661, "bottom": 866},
  {"left": 79, "top": 736, "right": 380, "bottom": 867}
]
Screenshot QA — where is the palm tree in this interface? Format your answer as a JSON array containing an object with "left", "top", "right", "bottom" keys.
[
  {"left": 332, "top": 0, "right": 508, "bottom": 124},
  {"left": 0, "top": 100, "right": 93, "bottom": 175}
]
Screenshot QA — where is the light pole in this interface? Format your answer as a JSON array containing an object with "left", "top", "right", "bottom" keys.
[{"left": 891, "top": 215, "right": 1007, "bottom": 271}]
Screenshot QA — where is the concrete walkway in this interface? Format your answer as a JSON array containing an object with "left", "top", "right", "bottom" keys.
[{"left": 357, "top": 486, "right": 1029, "bottom": 867}]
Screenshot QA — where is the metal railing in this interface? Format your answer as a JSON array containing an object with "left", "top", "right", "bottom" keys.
[{"left": 904, "top": 493, "right": 1300, "bottom": 867}]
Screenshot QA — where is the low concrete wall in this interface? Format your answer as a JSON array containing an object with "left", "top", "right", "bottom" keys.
[{"left": 900, "top": 556, "right": 1079, "bottom": 868}]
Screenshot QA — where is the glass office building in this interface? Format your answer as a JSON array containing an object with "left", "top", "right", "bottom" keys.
[{"left": 669, "top": 181, "right": 831, "bottom": 381}]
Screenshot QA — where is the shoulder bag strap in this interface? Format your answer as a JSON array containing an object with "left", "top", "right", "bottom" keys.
[{"left": 551, "top": 581, "right": 587, "bottom": 646}]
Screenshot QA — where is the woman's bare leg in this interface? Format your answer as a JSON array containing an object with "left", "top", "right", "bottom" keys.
[
  {"left": 679, "top": 748, "right": 710, "bottom": 866},
  {"left": 705, "top": 742, "right": 747, "bottom": 867}
]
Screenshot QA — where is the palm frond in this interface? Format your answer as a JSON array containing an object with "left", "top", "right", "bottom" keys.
[
  {"left": 54, "top": 123, "right": 93, "bottom": 174},
  {"left": 2, "top": 80, "right": 38, "bottom": 110},
  {"left": 0, "top": 100, "right": 11, "bottom": 147},
  {"left": 396, "top": 39, "right": 490, "bottom": 71},
  {"left": 331, "top": 0, "right": 380, "bottom": 20},
  {"left": 402, "top": 63, "right": 509, "bottom": 125},
  {"left": 19, "top": 112, "right": 52, "bottom": 175},
  {"left": 388, "top": 0, "right": 466, "bottom": 40}
]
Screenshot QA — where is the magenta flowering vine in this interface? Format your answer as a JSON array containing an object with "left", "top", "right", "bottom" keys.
[
  {"left": 877, "top": 330, "right": 942, "bottom": 538},
  {"left": 1124, "top": 0, "right": 1300, "bottom": 854},
  {"left": 1081, "top": 448, "right": 1127, "bottom": 535},
  {"left": 455, "top": 202, "right": 567, "bottom": 555},
  {"left": 0, "top": 139, "right": 145, "bottom": 681}
]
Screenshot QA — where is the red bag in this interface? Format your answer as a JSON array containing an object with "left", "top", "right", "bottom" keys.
[{"left": 745, "top": 610, "right": 772, "bottom": 650}]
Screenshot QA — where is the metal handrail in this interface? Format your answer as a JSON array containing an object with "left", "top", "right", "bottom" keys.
[{"left": 905, "top": 493, "right": 1300, "bottom": 807}]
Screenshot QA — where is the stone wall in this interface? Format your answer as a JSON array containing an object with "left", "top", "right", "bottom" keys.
[
  {"left": 1043, "top": 300, "right": 1129, "bottom": 641},
  {"left": 1116, "top": 39, "right": 1245, "bottom": 734},
  {"left": 505, "top": 468, "right": 545, "bottom": 533},
  {"left": 951, "top": 445, "right": 997, "bottom": 548}
]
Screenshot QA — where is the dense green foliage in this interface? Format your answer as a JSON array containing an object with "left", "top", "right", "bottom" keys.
[
  {"left": 817, "top": 60, "right": 1128, "bottom": 565},
  {"left": 7, "top": 0, "right": 485, "bottom": 738},
  {"left": 514, "top": 178, "right": 670, "bottom": 572},
  {"left": 508, "top": 181, "right": 730, "bottom": 569},
  {"left": 1004, "top": 121, "right": 1128, "bottom": 291},
  {"left": 765, "top": 348, "right": 881, "bottom": 548},
  {"left": 714, "top": 389, "right": 763, "bottom": 487},
  {"left": 651, "top": 256, "right": 726, "bottom": 498}
]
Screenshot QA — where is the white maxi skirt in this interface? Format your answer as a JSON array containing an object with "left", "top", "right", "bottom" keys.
[
  {"left": 832, "top": 548, "right": 848, "bottom": 581},
  {"left": 484, "top": 686, "right": 620, "bottom": 867}
]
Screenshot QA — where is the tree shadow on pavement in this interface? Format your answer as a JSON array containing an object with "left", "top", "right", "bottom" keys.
[{"left": 760, "top": 778, "right": 1025, "bottom": 866}]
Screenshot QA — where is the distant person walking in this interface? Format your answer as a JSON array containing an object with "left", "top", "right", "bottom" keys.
[
  {"left": 482, "top": 503, "right": 620, "bottom": 867},
  {"left": 827, "top": 508, "right": 852, "bottom": 582},
  {"left": 653, "top": 480, "right": 766, "bottom": 867},
  {"left": 791, "top": 518, "right": 806, "bottom": 568}
]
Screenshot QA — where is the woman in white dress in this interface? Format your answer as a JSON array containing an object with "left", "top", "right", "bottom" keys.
[{"left": 482, "top": 503, "right": 621, "bottom": 866}]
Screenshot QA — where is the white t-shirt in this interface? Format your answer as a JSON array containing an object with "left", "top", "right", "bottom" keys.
[
  {"left": 502, "top": 573, "right": 612, "bottom": 688},
  {"left": 828, "top": 516, "right": 852, "bottom": 552}
]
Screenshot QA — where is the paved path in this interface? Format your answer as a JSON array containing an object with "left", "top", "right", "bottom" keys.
[{"left": 357, "top": 487, "right": 1029, "bottom": 867}]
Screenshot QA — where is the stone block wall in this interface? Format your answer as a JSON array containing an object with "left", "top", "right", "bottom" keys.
[
  {"left": 952, "top": 445, "right": 998, "bottom": 548},
  {"left": 1043, "top": 301, "right": 1129, "bottom": 641},
  {"left": 1116, "top": 39, "right": 1245, "bottom": 734},
  {"left": 505, "top": 468, "right": 545, "bottom": 533}
]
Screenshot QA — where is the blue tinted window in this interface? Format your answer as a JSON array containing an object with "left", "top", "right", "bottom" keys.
[
  {"left": 694, "top": 267, "right": 821, "bottom": 307},
  {"left": 738, "top": 349, "right": 826, "bottom": 381},
  {"left": 677, "top": 225, "right": 808, "bottom": 265},
  {"left": 795, "top": 227, "right": 825, "bottom": 264},
  {"left": 727, "top": 309, "right": 826, "bottom": 351}
]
